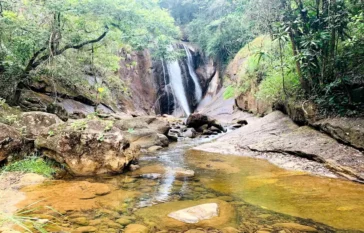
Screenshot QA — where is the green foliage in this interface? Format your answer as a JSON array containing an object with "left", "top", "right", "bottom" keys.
[
  {"left": 1, "top": 157, "right": 57, "bottom": 178},
  {"left": 0, "top": 209, "right": 50, "bottom": 233},
  {"left": 221, "top": 0, "right": 363, "bottom": 116},
  {"left": 161, "top": 0, "right": 254, "bottom": 65},
  {"left": 48, "top": 130, "right": 55, "bottom": 137},
  {"left": 256, "top": 46, "right": 301, "bottom": 103},
  {"left": 104, "top": 121, "right": 114, "bottom": 132},
  {"left": 71, "top": 120, "right": 88, "bottom": 131},
  {"left": 97, "top": 133, "right": 105, "bottom": 142},
  {"left": 0, "top": 0, "right": 180, "bottom": 101},
  {"left": 223, "top": 86, "right": 236, "bottom": 100}
]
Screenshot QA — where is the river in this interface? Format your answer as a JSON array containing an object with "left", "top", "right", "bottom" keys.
[{"left": 18, "top": 137, "right": 364, "bottom": 232}]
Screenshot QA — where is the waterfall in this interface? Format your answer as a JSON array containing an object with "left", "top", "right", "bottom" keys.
[
  {"left": 161, "top": 60, "right": 170, "bottom": 114},
  {"left": 166, "top": 47, "right": 191, "bottom": 116},
  {"left": 183, "top": 44, "right": 202, "bottom": 102}
]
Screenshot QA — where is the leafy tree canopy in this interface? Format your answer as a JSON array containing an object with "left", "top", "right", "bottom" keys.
[{"left": 0, "top": 0, "right": 180, "bottom": 101}]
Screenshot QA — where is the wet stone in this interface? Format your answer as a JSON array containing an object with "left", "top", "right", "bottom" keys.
[
  {"left": 70, "top": 217, "right": 89, "bottom": 226},
  {"left": 116, "top": 217, "right": 133, "bottom": 226},
  {"left": 73, "top": 226, "right": 97, "bottom": 233},
  {"left": 168, "top": 203, "right": 219, "bottom": 224},
  {"left": 124, "top": 224, "right": 149, "bottom": 233}
]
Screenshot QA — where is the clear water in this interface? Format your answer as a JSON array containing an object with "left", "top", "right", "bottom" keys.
[{"left": 19, "top": 138, "right": 364, "bottom": 232}]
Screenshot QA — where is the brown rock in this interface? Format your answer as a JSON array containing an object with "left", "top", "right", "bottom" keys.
[
  {"left": 19, "top": 111, "right": 63, "bottom": 139},
  {"left": 35, "top": 119, "right": 140, "bottom": 176},
  {"left": 0, "top": 123, "right": 22, "bottom": 162},
  {"left": 124, "top": 224, "right": 149, "bottom": 233},
  {"left": 222, "top": 227, "right": 240, "bottom": 233},
  {"left": 73, "top": 226, "right": 97, "bottom": 232},
  {"left": 185, "top": 230, "right": 205, "bottom": 233},
  {"left": 70, "top": 217, "right": 89, "bottom": 226}
]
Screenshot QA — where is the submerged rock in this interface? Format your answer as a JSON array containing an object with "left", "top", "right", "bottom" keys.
[
  {"left": 168, "top": 203, "right": 219, "bottom": 224},
  {"left": 171, "top": 167, "right": 195, "bottom": 179},
  {"left": 73, "top": 226, "right": 97, "bottom": 233},
  {"left": 272, "top": 223, "right": 317, "bottom": 232},
  {"left": 35, "top": 119, "right": 140, "bottom": 176},
  {"left": 124, "top": 224, "right": 149, "bottom": 233},
  {"left": 0, "top": 123, "right": 22, "bottom": 162},
  {"left": 134, "top": 199, "right": 235, "bottom": 229},
  {"left": 148, "top": 146, "right": 163, "bottom": 152}
]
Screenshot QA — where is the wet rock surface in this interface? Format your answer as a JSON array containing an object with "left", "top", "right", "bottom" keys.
[{"left": 0, "top": 172, "right": 46, "bottom": 214}]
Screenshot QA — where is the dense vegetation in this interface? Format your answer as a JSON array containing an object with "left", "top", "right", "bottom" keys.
[
  {"left": 0, "top": 0, "right": 179, "bottom": 104},
  {"left": 0, "top": 0, "right": 363, "bottom": 116},
  {"left": 162, "top": 0, "right": 364, "bottom": 116}
]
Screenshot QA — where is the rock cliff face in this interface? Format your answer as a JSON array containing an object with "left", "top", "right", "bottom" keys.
[
  {"left": 11, "top": 44, "right": 214, "bottom": 119},
  {"left": 153, "top": 43, "right": 216, "bottom": 116},
  {"left": 118, "top": 49, "right": 158, "bottom": 114}
]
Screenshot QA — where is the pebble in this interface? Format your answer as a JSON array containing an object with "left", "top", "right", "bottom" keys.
[
  {"left": 70, "top": 217, "right": 89, "bottom": 226},
  {"left": 116, "top": 217, "right": 133, "bottom": 226},
  {"left": 73, "top": 226, "right": 97, "bottom": 233}
]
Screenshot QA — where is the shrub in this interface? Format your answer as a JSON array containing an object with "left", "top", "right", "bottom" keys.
[{"left": 1, "top": 156, "right": 57, "bottom": 178}]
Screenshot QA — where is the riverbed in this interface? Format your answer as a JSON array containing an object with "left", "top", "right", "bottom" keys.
[{"left": 15, "top": 137, "right": 364, "bottom": 232}]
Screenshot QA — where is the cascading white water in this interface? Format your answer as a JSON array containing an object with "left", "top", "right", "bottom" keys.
[
  {"left": 183, "top": 44, "right": 202, "bottom": 102},
  {"left": 161, "top": 60, "right": 170, "bottom": 113},
  {"left": 166, "top": 47, "right": 191, "bottom": 116}
]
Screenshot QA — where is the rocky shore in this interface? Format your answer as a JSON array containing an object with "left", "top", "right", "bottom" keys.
[{"left": 194, "top": 111, "right": 364, "bottom": 182}]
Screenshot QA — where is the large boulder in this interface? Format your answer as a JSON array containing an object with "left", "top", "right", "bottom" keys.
[
  {"left": 19, "top": 112, "right": 63, "bottom": 140},
  {"left": 186, "top": 113, "right": 225, "bottom": 132},
  {"left": 0, "top": 123, "right": 22, "bottom": 162},
  {"left": 114, "top": 117, "right": 170, "bottom": 149},
  {"left": 123, "top": 129, "right": 168, "bottom": 149},
  {"left": 114, "top": 116, "right": 170, "bottom": 135},
  {"left": 35, "top": 119, "right": 140, "bottom": 176}
]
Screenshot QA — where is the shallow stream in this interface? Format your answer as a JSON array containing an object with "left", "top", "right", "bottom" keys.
[{"left": 19, "top": 137, "right": 364, "bottom": 232}]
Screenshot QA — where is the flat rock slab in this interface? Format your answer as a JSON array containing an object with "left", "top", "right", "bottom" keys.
[
  {"left": 168, "top": 203, "right": 219, "bottom": 224},
  {"left": 194, "top": 111, "right": 364, "bottom": 180}
]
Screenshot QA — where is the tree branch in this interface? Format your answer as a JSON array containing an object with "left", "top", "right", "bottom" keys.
[
  {"left": 29, "top": 27, "right": 109, "bottom": 71},
  {"left": 24, "top": 47, "right": 47, "bottom": 73}
]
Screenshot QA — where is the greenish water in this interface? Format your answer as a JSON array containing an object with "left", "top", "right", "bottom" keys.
[{"left": 20, "top": 138, "right": 364, "bottom": 232}]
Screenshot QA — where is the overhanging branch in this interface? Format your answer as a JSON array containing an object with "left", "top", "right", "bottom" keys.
[{"left": 29, "top": 27, "right": 109, "bottom": 71}]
